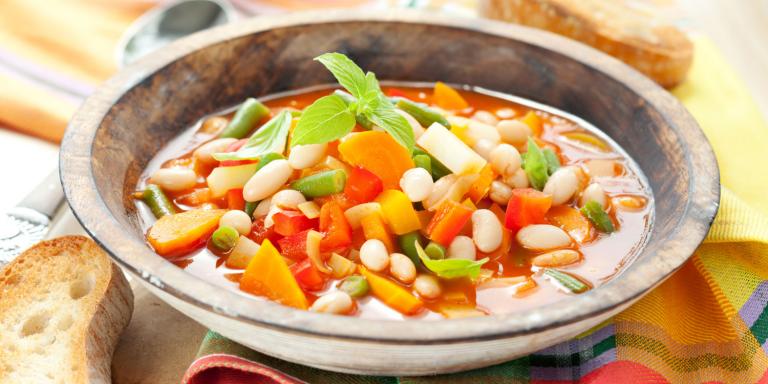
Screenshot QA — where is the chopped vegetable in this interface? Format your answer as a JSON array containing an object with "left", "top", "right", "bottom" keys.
[
  {"left": 277, "top": 229, "right": 310, "bottom": 261},
  {"left": 426, "top": 200, "right": 474, "bottom": 246},
  {"left": 467, "top": 165, "right": 497, "bottom": 203},
  {"left": 291, "top": 169, "right": 347, "bottom": 198},
  {"left": 344, "top": 202, "right": 382, "bottom": 229},
  {"left": 504, "top": 188, "right": 552, "bottom": 233},
  {"left": 176, "top": 188, "right": 212, "bottom": 207},
  {"left": 522, "top": 138, "right": 549, "bottom": 190},
  {"left": 581, "top": 201, "right": 615, "bottom": 233},
  {"left": 249, "top": 217, "right": 281, "bottom": 245},
  {"left": 206, "top": 163, "right": 259, "bottom": 198},
  {"left": 147, "top": 209, "right": 225, "bottom": 257},
  {"left": 376, "top": 190, "right": 422, "bottom": 235},
  {"left": 413, "top": 148, "right": 451, "bottom": 180},
  {"left": 226, "top": 188, "right": 246, "bottom": 210},
  {"left": 415, "top": 241, "right": 488, "bottom": 279},
  {"left": 328, "top": 253, "right": 356, "bottom": 279},
  {"left": 412, "top": 154, "right": 432, "bottom": 175},
  {"left": 546, "top": 205, "right": 594, "bottom": 243},
  {"left": 398, "top": 231, "right": 426, "bottom": 266},
  {"left": 272, "top": 211, "right": 318, "bottom": 237},
  {"left": 226, "top": 235, "right": 260, "bottom": 269},
  {"left": 218, "top": 98, "right": 270, "bottom": 139},
  {"left": 344, "top": 166, "right": 383, "bottom": 203},
  {"left": 297, "top": 201, "right": 321, "bottom": 219},
  {"left": 338, "top": 131, "right": 414, "bottom": 189},
  {"left": 319, "top": 201, "right": 353, "bottom": 252},
  {"left": 211, "top": 225, "right": 240, "bottom": 251},
  {"left": 394, "top": 98, "right": 450, "bottom": 128},
  {"left": 290, "top": 259, "right": 326, "bottom": 291},
  {"left": 417, "top": 122, "right": 487, "bottom": 175},
  {"left": 424, "top": 241, "right": 446, "bottom": 260},
  {"left": 543, "top": 148, "right": 560, "bottom": 175},
  {"left": 240, "top": 239, "right": 308, "bottom": 309},
  {"left": 543, "top": 269, "right": 591, "bottom": 294},
  {"left": 306, "top": 230, "right": 331, "bottom": 274},
  {"left": 433, "top": 82, "right": 469, "bottom": 110},
  {"left": 141, "top": 184, "right": 176, "bottom": 218},
  {"left": 215, "top": 111, "right": 291, "bottom": 160},
  {"left": 521, "top": 111, "right": 542, "bottom": 136},
  {"left": 338, "top": 275, "right": 370, "bottom": 298},
  {"left": 359, "top": 266, "right": 423, "bottom": 315},
  {"left": 360, "top": 213, "right": 396, "bottom": 252},
  {"left": 244, "top": 201, "right": 258, "bottom": 218}
]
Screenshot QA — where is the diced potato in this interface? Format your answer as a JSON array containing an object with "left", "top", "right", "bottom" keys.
[
  {"left": 328, "top": 253, "right": 356, "bottom": 279},
  {"left": 344, "top": 202, "right": 382, "bottom": 229},
  {"left": 206, "top": 163, "right": 259, "bottom": 197},
  {"left": 226, "top": 236, "right": 260, "bottom": 269},
  {"left": 417, "top": 123, "right": 487, "bottom": 175}
]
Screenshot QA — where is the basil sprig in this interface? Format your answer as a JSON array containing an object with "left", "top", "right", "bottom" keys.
[
  {"left": 213, "top": 110, "right": 292, "bottom": 161},
  {"left": 415, "top": 241, "right": 488, "bottom": 280},
  {"left": 291, "top": 53, "right": 415, "bottom": 153},
  {"left": 522, "top": 138, "right": 549, "bottom": 190}
]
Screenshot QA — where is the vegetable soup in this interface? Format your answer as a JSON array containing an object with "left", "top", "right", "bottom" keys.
[{"left": 135, "top": 53, "right": 652, "bottom": 319}]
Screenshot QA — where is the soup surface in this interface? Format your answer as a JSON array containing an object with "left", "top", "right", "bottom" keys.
[{"left": 136, "top": 57, "right": 652, "bottom": 320}]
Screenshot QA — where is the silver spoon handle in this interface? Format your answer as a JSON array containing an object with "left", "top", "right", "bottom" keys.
[{"left": 18, "top": 168, "right": 64, "bottom": 219}]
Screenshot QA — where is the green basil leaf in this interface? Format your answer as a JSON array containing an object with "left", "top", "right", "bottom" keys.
[
  {"left": 523, "top": 138, "right": 549, "bottom": 190},
  {"left": 213, "top": 110, "right": 292, "bottom": 161},
  {"left": 415, "top": 241, "right": 488, "bottom": 279},
  {"left": 365, "top": 96, "right": 415, "bottom": 153},
  {"left": 580, "top": 201, "right": 615, "bottom": 233},
  {"left": 290, "top": 94, "right": 356, "bottom": 147},
  {"left": 315, "top": 52, "right": 368, "bottom": 99},
  {"left": 543, "top": 148, "right": 560, "bottom": 175}
]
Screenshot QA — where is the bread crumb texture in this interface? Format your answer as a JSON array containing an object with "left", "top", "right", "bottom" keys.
[{"left": 0, "top": 236, "right": 133, "bottom": 384}]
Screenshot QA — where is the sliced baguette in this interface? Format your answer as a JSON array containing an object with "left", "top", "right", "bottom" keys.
[
  {"left": 481, "top": 0, "right": 694, "bottom": 88},
  {"left": 0, "top": 236, "right": 133, "bottom": 384}
]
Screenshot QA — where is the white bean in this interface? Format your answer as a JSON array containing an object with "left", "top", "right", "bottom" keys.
[
  {"left": 471, "top": 209, "right": 503, "bottom": 253},
  {"left": 288, "top": 143, "right": 327, "bottom": 169},
  {"left": 472, "top": 139, "right": 496, "bottom": 160},
  {"left": 472, "top": 110, "right": 499, "bottom": 125},
  {"left": 271, "top": 189, "right": 306, "bottom": 210},
  {"left": 531, "top": 249, "right": 582, "bottom": 267},
  {"left": 581, "top": 183, "right": 607, "bottom": 208},
  {"left": 396, "top": 109, "right": 425, "bottom": 139},
  {"left": 489, "top": 144, "right": 522, "bottom": 176},
  {"left": 220, "top": 210, "right": 252, "bottom": 235},
  {"left": 489, "top": 180, "right": 513, "bottom": 205},
  {"left": 150, "top": 168, "right": 197, "bottom": 192},
  {"left": 253, "top": 197, "right": 272, "bottom": 218},
  {"left": 516, "top": 224, "right": 572, "bottom": 250},
  {"left": 414, "top": 274, "right": 442, "bottom": 299},
  {"left": 193, "top": 138, "right": 238, "bottom": 165},
  {"left": 243, "top": 159, "right": 292, "bottom": 202},
  {"left": 447, "top": 236, "right": 476, "bottom": 261},
  {"left": 389, "top": 253, "right": 416, "bottom": 283},
  {"left": 504, "top": 168, "right": 529, "bottom": 189},
  {"left": 360, "top": 239, "right": 389, "bottom": 272},
  {"left": 309, "top": 291, "right": 353, "bottom": 314},
  {"left": 399, "top": 168, "right": 434, "bottom": 202},
  {"left": 543, "top": 167, "right": 579, "bottom": 205},
  {"left": 496, "top": 119, "right": 531, "bottom": 146}
]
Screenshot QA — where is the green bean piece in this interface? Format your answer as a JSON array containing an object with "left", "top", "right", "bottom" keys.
[
  {"left": 424, "top": 241, "right": 446, "bottom": 260},
  {"left": 338, "top": 275, "right": 370, "bottom": 298},
  {"left": 219, "top": 98, "right": 270, "bottom": 139},
  {"left": 543, "top": 148, "right": 561, "bottom": 176},
  {"left": 413, "top": 148, "right": 451, "bottom": 180},
  {"left": 244, "top": 201, "right": 258, "bottom": 218},
  {"left": 334, "top": 90, "right": 373, "bottom": 129},
  {"left": 141, "top": 184, "right": 176, "bottom": 219},
  {"left": 290, "top": 169, "right": 347, "bottom": 198},
  {"left": 394, "top": 98, "right": 451, "bottom": 129},
  {"left": 412, "top": 154, "right": 432, "bottom": 175},
  {"left": 398, "top": 231, "right": 426, "bottom": 266},
  {"left": 543, "top": 269, "right": 591, "bottom": 294},
  {"left": 255, "top": 152, "right": 285, "bottom": 172},
  {"left": 211, "top": 226, "right": 239, "bottom": 251},
  {"left": 581, "top": 201, "right": 615, "bottom": 233}
]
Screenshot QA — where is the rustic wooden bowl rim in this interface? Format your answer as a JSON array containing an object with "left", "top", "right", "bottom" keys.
[{"left": 60, "top": 9, "right": 719, "bottom": 343}]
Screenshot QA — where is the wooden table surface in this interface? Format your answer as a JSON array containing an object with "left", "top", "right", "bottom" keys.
[{"left": 0, "top": 1, "right": 765, "bottom": 383}]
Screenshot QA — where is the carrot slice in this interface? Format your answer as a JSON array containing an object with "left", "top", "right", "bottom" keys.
[
  {"left": 546, "top": 205, "right": 594, "bottom": 243},
  {"left": 338, "top": 131, "right": 414, "bottom": 189},
  {"left": 147, "top": 209, "right": 226, "bottom": 257},
  {"left": 240, "top": 239, "right": 309, "bottom": 309},
  {"left": 359, "top": 266, "right": 423, "bottom": 315}
]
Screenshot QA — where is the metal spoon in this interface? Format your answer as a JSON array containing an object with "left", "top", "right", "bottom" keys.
[{"left": 116, "top": 0, "right": 238, "bottom": 67}]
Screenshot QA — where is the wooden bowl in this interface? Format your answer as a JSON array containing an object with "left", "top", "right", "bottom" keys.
[{"left": 60, "top": 10, "right": 719, "bottom": 375}]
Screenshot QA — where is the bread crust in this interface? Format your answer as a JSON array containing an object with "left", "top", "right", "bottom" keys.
[
  {"left": 481, "top": 0, "right": 693, "bottom": 88},
  {"left": 0, "top": 236, "right": 133, "bottom": 384}
]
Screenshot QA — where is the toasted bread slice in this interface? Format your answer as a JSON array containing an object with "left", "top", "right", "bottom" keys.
[
  {"left": 481, "top": 0, "right": 694, "bottom": 88},
  {"left": 0, "top": 236, "right": 133, "bottom": 384}
]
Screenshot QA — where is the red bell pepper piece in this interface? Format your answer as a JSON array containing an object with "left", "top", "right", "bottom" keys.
[
  {"left": 426, "top": 200, "right": 474, "bottom": 246},
  {"left": 220, "top": 139, "right": 256, "bottom": 167},
  {"left": 248, "top": 217, "right": 282, "bottom": 245},
  {"left": 272, "top": 210, "right": 319, "bottom": 237},
  {"left": 226, "top": 188, "right": 245, "bottom": 210},
  {"left": 344, "top": 166, "right": 383, "bottom": 203},
  {"left": 277, "top": 229, "right": 310, "bottom": 261},
  {"left": 290, "top": 259, "right": 326, "bottom": 292},
  {"left": 319, "top": 201, "right": 352, "bottom": 252},
  {"left": 505, "top": 188, "right": 553, "bottom": 233}
]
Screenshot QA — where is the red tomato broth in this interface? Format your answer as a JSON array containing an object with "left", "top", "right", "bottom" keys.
[{"left": 136, "top": 83, "right": 652, "bottom": 320}]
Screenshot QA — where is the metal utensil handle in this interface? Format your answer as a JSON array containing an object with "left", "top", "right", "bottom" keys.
[{"left": 18, "top": 168, "right": 64, "bottom": 219}]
